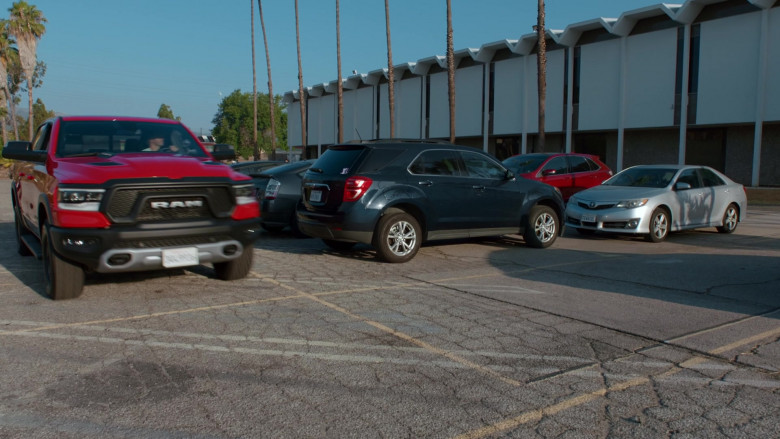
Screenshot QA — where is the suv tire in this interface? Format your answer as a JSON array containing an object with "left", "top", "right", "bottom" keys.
[
  {"left": 374, "top": 211, "right": 421, "bottom": 263},
  {"left": 42, "top": 222, "right": 85, "bottom": 300},
  {"left": 524, "top": 205, "right": 558, "bottom": 248}
]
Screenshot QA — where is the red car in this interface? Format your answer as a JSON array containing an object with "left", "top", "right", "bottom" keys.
[{"left": 502, "top": 153, "right": 612, "bottom": 201}]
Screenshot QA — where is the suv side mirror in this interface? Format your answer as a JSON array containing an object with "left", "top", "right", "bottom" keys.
[
  {"left": 2, "top": 141, "right": 46, "bottom": 163},
  {"left": 211, "top": 143, "right": 236, "bottom": 161}
]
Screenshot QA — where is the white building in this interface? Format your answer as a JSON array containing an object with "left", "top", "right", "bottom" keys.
[{"left": 284, "top": 0, "right": 779, "bottom": 187}]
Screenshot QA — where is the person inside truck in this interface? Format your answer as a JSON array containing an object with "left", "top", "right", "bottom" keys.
[{"left": 142, "top": 127, "right": 179, "bottom": 153}]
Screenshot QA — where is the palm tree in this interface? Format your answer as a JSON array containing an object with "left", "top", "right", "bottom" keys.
[
  {"left": 0, "top": 20, "right": 15, "bottom": 143},
  {"left": 446, "top": 0, "right": 455, "bottom": 143},
  {"left": 335, "top": 0, "right": 344, "bottom": 143},
  {"left": 295, "top": 0, "right": 307, "bottom": 159},
  {"left": 258, "top": 0, "right": 276, "bottom": 155},
  {"left": 384, "top": 0, "right": 395, "bottom": 138},
  {"left": 8, "top": 1, "right": 46, "bottom": 141},
  {"left": 250, "top": 0, "right": 259, "bottom": 160},
  {"left": 0, "top": 20, "right": 19, "bottom": 140},
  {"left": 536, "top": 0, "right": 547, "bottom": 151}
]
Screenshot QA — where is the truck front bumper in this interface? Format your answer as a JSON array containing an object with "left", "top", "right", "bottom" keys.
[{"left": 49, "top": 218, "right": 261, "bottom": 273}]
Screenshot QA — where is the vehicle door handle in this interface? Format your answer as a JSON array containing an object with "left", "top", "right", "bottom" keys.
[
  {"left": 418, "top": 180, "right": 433, "bottom": 187},
  {"left": 472, "top": 185, "right": 485, "bottom": 191}
]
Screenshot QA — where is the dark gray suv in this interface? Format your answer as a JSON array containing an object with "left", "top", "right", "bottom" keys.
[{"left": 297, "top": 140, "right": 564, "bottom": 263}]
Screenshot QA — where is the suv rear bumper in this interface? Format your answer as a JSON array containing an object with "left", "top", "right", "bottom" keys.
[
  {"left": 49, "top": 218, "right": 261, "bottom": 273},
  {"left": 297, "top": 210, "right": 374, "bottom": 244}
]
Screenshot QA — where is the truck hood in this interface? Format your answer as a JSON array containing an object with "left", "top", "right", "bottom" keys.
[{"left": 52, "top": 154, "right": 249, "bottom": 185}]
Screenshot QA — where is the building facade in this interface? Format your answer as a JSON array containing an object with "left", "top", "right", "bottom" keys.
[{"left": 284, "top": 0, "right": 779, "bottom": 187}]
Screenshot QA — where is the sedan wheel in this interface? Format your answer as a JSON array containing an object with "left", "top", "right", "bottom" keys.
[
  {"left": 646, "top": 207, "right": 669, "bottom": 242},
  {"left": 374, "top": 212, "right": 420, "bottom": 263},
  {"left": 717, "top": 203, "right": 739, "bottom": 234},
  {"left": 524, "top": 205, "right": 558, "bottom": 248}
]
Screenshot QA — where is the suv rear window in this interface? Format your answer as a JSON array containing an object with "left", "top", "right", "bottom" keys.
[{"left": 312, "top": 145, "right": 366, "bottom": 175}]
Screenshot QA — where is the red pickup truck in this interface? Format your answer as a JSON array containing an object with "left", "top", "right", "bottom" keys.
[{"left": 3, "top": 116, "right": 261, "bottom": 300}]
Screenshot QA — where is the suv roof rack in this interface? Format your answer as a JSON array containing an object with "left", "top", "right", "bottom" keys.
[{"left": 345, "top": 138, "right": 451, "bottom": 145}]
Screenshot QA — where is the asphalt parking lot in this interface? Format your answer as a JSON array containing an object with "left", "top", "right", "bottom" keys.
[{"left": 1, "top": 186, "right": 778, "bottom": 438}]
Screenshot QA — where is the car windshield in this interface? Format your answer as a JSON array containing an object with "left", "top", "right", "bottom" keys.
[
  {"left": 55, "top": 121, "right": 208, "bottom": 158},
  {"left": 603, "top": 167, "right": 677, "bottom": 188},
  {"left": 502, "top": 154, "right": 549, "bottom": 174}
]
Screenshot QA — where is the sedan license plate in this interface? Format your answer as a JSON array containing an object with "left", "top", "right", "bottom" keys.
[
  {"left": 310, "top": 190, "right": 322, "bottom": 202},
  {"left": 580, "top": 214, "right": 596, "bottom": 223},
  {"left": 162, "top": 247, "right": 199, "bottom": 268}
]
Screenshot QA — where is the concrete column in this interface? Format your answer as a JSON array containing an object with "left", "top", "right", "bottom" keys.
[
  {"left": 678, "top": 24, "right": 691, "bottom": 166},
  {"left": 752, "top": 8, "right": 769, "bottom": 187}
]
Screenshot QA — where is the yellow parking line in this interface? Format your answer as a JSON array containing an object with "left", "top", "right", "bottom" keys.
[
  {"left": 257, "top": 274, "right": 525, "bottom": 387},
  {"left": 453, "top": 329, "right": 777, "bottom": 439},
  {"left": 0, "top": 293, "right": 308, "bottom": 336}
]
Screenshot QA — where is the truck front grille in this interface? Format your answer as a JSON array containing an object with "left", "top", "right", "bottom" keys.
[{"left": 105, "top": 186, "right": 233, "bottom": 224}]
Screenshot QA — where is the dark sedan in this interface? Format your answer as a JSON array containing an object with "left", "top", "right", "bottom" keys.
[{"left": 255, "top": 160, "right": 315, "bottom": 233}]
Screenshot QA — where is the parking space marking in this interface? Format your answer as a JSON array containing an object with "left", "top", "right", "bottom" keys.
[
  {"left": 455, "top": 328, "right": 780, "bottom": 439},
  {"left": 256, "top": 272, "right": 527, "bottom": 387},
  {"left": 0, "top": 319, "right": 595, "bottom": 365}
]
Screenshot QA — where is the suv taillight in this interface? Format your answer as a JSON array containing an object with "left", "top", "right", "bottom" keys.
[{"left": 343, "top": 176, "right": 372, "bottom": 202}]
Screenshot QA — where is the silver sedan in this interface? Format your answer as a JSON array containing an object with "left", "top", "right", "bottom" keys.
[{"left": 564, "top": 165, "right": 747, "bottom": 242}]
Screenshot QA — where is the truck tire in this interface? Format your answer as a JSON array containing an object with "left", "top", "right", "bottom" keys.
[
  {"left": 42, "top": 222, "right": 85, "bottom": 300},
  {"left": 214, "top": 246, "right": 254, "bottom": 280},
  {"left": 14, "top": 204, "right": 32, "bottom": 257}
]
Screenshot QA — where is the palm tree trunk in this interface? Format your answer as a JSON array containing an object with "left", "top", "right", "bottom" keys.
[
  {"left": 295, "top": 0, "right": 307, "bottom": 159},
  {"left": 536, "top": 0, "right": 547, "bottom": 151},
  {"left": 26, "top": 81, "right": 33, "bottom": 139},
  {"left": 0, "top": 96, "right": 8, "bottom": 144},
  {"left": 258, "top": 0, "right": 276, "bottom": 154},
  {"left": 446, "top": 0, "right": 455, "bottom": 143},
  {"left": 251, "top": 0, "right": 259, "bottom": 160},
  {"left": 336, "top": 0, "right": 344, "bottom": 143},
  {"left": 7, "top": 89, "right": 19, "bottom": 139},
  {"left": 385, "top": 0, "right": 395, "bottom": 139}
]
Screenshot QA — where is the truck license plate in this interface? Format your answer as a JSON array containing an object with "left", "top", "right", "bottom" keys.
[
  {"left": 310, "top": 190, "right": 322, "bottom": 202},
  {"left": 581, "top": 214, "right": 596, "bottom": 223},
  {"left": 162, "top": 247, "right": 199, "bottom": 268}
]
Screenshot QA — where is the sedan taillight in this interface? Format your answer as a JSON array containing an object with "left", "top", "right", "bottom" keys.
[{"left": 343, "top": 176, "right": 372, "bottom": 202}]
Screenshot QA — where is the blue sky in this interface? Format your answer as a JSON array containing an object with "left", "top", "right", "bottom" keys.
[{"left": 20, "top": 0, "right": 660, "bottom": 134}]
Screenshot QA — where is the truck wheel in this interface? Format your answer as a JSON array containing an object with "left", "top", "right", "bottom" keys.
[
  {"left": 42, "top": 223, "right": 84, "bottom": 300},
  {"left": 214, "top": 246, "right": 254, "bottom": 280},
  {"left": 14, "top": 205, "right": 32, "bottom": 256}
]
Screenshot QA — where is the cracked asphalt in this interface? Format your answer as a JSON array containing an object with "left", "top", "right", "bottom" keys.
[{"left": 1, "top": 186, "right": 778, "bottom": 438}]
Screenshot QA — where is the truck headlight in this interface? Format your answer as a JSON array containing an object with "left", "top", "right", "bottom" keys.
[
  {"left": 234, "top": 184, "right": 256, "bottom": 205},
  {"left": 57, "top": 188, "right": 105, "bottom": 211}
]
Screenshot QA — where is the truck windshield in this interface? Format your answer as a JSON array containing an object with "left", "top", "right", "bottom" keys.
[{"left": 55, "top": 121, "right": 208, "bottom": 158}]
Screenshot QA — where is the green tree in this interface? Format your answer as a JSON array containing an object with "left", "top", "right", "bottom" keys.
[
  {"left": 157, "top": 103, "right": 179, "bottom": 120},
  {"left": 211, "top": 89, "right": 287, "bottom": 159},
  {"left": 8, "top": 1, "right": 46, "bottom": 141}
]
